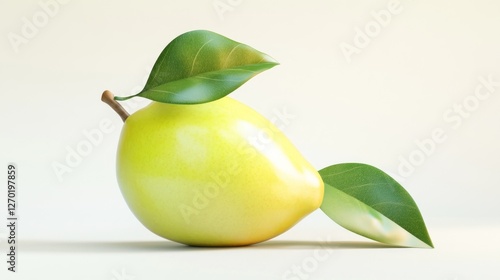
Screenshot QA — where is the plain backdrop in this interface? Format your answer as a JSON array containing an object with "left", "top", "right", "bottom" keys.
[{"left": 0, "top": 0, "right": 499, "bottom": 279}]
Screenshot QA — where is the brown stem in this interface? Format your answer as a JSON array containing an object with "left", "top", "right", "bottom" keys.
[{"left": 101, "top": 90, "right": 129, "bottom": 122}]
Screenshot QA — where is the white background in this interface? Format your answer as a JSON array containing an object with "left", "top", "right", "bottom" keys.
[{"left": 1, "top": 0, "right": 499, "bottom": 279}]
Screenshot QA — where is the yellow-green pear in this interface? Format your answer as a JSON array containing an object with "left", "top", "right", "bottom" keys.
[{"left": 104, "top": 92, "right": 323, "bottom": 246}]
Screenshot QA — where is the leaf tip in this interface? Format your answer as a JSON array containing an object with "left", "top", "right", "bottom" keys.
[
  {"left": 425, "top": 239, "right": 434, "bottom": 249},
  {"left": 262, "top": 54, "right": 279, "bottom": 65}
]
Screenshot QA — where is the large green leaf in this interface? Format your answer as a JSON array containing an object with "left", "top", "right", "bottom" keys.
[
  {"left": 114, "top": 30, "right": 278, "bottom": 104},
  {"left": 319, "top": 163, "right": 433, "bottom": 248}
]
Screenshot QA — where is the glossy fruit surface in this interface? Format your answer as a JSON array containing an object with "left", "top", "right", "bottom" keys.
[{"left": 117, "top": 97, "right": 323, "bottom": 246}]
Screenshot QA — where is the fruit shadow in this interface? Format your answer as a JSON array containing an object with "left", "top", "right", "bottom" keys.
[
  {"left": 18, "top": 239, "right": 401, "bottom": 253},
  {"left": 250, "top": 240, "right": 403, "bottom": 250}
]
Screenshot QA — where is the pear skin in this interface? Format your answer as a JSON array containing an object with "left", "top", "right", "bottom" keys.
[{"left": 116, "top": 97, "right": 324, "bottom": 246}]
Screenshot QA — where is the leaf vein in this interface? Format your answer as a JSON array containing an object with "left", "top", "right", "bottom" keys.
[
  {"left": 196, "top": 76, "right": 244, "bottom": 82},
  {"left": 321, "top": 166, "right": 364, "bottom": 179},
  {"left": 342, "top": 182, "right": 387, "bottom": 192},
  {"left": 371, "top": 201, "right": 418, "bottom": 210},
  {"left": 223, "top": 43, "right": 243, "bottom": 68},
  {"left": 190, "top": 39, "right": 214, "bottom": 76},
  {"left": 149, "top": 89, "right": 177, "bottom": 95}
]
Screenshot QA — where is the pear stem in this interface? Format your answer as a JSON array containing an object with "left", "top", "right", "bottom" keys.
[{"left": 101, "top": 90, "right": 129, "bottom": 122}]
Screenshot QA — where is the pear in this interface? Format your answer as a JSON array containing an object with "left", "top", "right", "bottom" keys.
[{"left": 103, "top": 91, "right": 323, "bottom": 246}]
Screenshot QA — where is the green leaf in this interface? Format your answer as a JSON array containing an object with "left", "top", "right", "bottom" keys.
[
  {"left": 115, "top": 30, "right": 278, "bottom": 104},
  {"left": 319, "top": 163, "right": 433, "bottom": 248}
]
